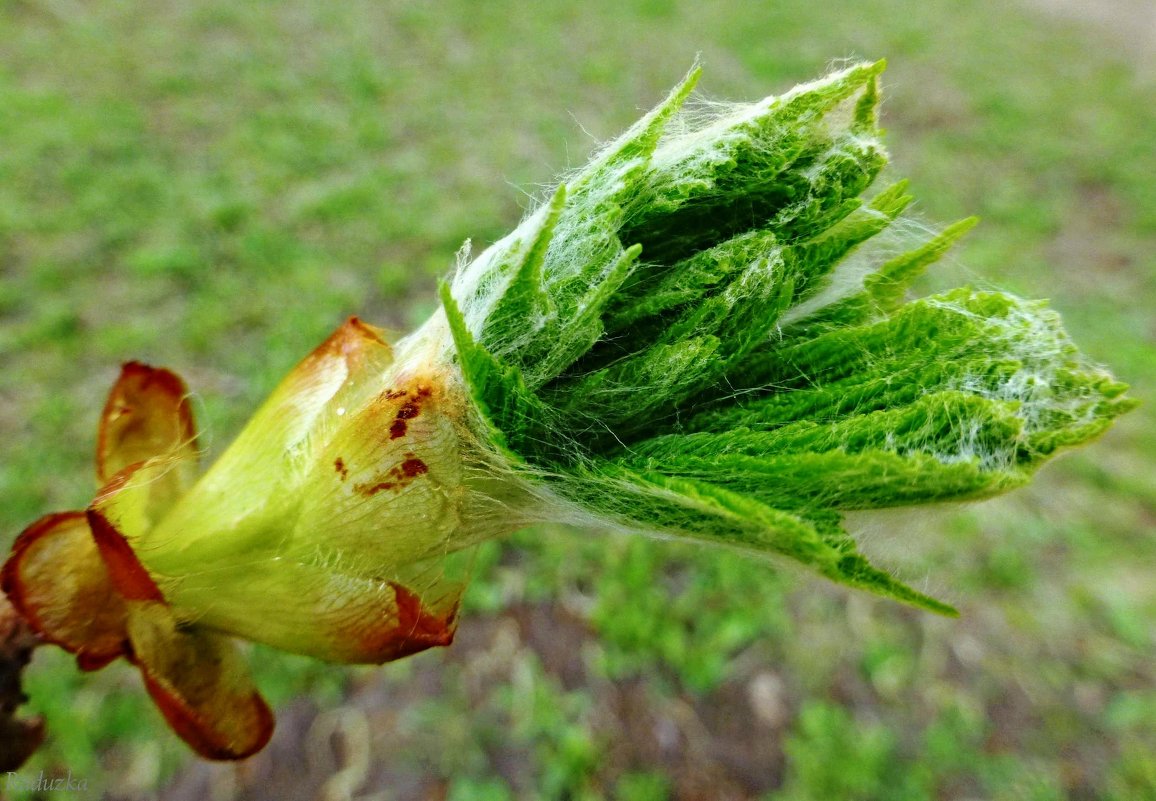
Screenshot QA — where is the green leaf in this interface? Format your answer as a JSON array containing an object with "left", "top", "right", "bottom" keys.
[
  {"left": 435, "top": 62, "right": 1134, "bottom": 615},
  {"left": 477, "top": 183, "right": 567, "bottom": 350},
  {"left": 440, "top": 282, "right": 547, "bottom": 460},
  {"left": 784, "top": 215, "right": 979, "bottom": 335},
  {"left": 558, "top": 462, "right": 956, "bottom": 614}
]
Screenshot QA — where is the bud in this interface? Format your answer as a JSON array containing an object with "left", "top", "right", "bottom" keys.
[{"left": 3, "top": 61, "right": 1135, "bottom": 760}]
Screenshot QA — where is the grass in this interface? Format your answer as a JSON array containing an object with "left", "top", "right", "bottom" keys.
[{"left": 1, "top": 0, "right": 1154, "bottom": 797}]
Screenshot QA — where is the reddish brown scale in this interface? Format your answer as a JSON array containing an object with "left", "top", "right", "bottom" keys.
[
  {"left": 383, "top": 389, "right": 406, "bottom": 400},
  {"left": 389, "top": 420, "right": 407, "bottom": 440},
  {"left": 395, "top": 402, "right": 420, "bottom": 420},
  {"left": 334, "top": 457, "right": 348, "bottom": 481},
  {"left": 0, "top": 514, "right": 73, "bottom": 602},
  {"left": 136, "top": 667, "right": 274, "bottom": 761},
  {"left": 0, "top": 512, "right": 129, "bottom": 670},
  {"left": 96, "top": 362, "right": 196, "bottom": 483},
  {"left": 87, "top": 510, "right": 166, "bottom": 604},
  {"left": 76, "top": 651, "right": 119, "bottom": 672}
]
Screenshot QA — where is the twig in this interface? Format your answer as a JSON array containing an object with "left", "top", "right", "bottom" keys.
[{"left": 0, "top": 591, "right": 44, "bottom": 771}]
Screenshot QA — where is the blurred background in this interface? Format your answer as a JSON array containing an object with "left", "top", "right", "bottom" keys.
[{"left": 1, "top": 0, "right": 1154, "bottom": 798}]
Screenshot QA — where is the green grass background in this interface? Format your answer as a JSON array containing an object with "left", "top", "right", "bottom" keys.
[{"left": 1, "top": 0, "right": 1154, "bottom": 798}]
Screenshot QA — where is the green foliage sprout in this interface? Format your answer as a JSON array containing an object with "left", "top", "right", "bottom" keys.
[{"left": 440, "top": 61, "right": 1135, "bottom": 615}]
